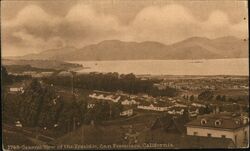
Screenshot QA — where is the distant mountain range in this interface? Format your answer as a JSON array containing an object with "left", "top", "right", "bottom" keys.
[{"left": 7, "top": 36, "right": 248, "bottom": 61}]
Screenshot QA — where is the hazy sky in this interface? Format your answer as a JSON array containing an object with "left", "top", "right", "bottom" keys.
[{"left": 1, "top": 0, "right": 248, "bottom": 56}]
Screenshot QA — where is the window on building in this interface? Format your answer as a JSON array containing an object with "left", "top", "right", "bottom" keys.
[
  {"left": 193, "top": 132, "right": 198, "bottom": 136},
  {"left": 215, "top": 120, "right": 222, "bottom": 126},
  {"left": 207, "top": 133, "right": 212, "bottom": 137},
  {"left": 201, "top": 119, "right": 207, "bottom": 125},
  {"left": 221, "top": 135, "right": 226, "bottom": 138}
]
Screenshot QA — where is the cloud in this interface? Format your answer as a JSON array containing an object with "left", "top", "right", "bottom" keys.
[
  {"left": 61, "top": 4, "right": 124, "bottom": 45},
  {"left": 2, "top": 5, "right": 63, "bottom": 56},
  {"left": 3, "top": 5, "right": 56, "bottom": 27},
  {"left": 126, "top": 5, "right": 199, "bottom": 43},
  {"left": 1, "top": 3, "right": 248, "bottom": 56},
  {"left": 126, "top": 6, "right": 248, "bottom": 43}
]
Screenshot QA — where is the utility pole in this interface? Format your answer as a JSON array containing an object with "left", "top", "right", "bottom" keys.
[
  {"left": 81, "top": 125, "right": 84, "bottom": 144},
  {"left": 70, "top": 71, "right": 75, "bottom": 132},
  {"left": 69, "top": 71, "right": 76, "bottom": 95},
  {"left": 109, "top": 103, "right": 112, "bottom": 119},
  {"left": 73, "top": 117, "right": 76, "bottom": 131},
  {"left": 35, "top": 126, "right": 39, "bottom": 139},
  {"left": 71, "top": 71, "right": 74, "bottom": 95},
  {"left": 68, "top": 121, "right": 70, "bottom": 133}
]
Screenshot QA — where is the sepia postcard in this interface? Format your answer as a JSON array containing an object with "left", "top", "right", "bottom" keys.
[{"left": 1, "top": 0, "right": 249, "bottom": 150}]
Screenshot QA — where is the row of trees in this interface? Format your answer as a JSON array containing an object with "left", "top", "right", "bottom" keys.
[
  {"left": 215, "top": 95, "right": 226, "bottom": 101},
  {"left": 183, "top": 93, "right": 225, "bottom": 102},
  {"left": 197, "top": 90, "right": 226, "bottom": 101},
  {"left": 183, "top": 90, "right": 242, "bottom": 103},
  {"left": 2, "top": 66, "right": 31, "bottom": 85},
  {"left": 183, "top": 95, "right": 195, "bottom": 101},
  {"left": 42, "top": 72, "right": 178, "bottom": 97},
  {"left": 197, "top": 90, "right": 247, "bottom": 103}
]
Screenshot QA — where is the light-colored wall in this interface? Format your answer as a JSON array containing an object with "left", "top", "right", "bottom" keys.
[
  {"left": 187, "top": 126, "right": 249, "bottom": 147},
  {"left": 234, "top": 126, "right": 249, "bottom": 148}
]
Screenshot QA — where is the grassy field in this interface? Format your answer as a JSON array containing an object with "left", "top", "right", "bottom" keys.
[
  {"left": 51, "top": 112, "right": 161, "bottom": 145},
  {"left": 3, "top": 130, "right": 35, "bottom": 147}
]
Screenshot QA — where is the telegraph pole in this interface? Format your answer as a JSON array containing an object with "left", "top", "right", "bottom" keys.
[
  {"left": 81, "top": 125, "right": 84, "bottom": 144},
  {"left": 109, "top": 103, "right": 112, "bottom": 119},
  {"left": 70, "top": 71, "right": 76, "bottom": 132},
  {"left": 71, "top": 71, "right": 74, "bottom": 94},
  {"left": 73, "top": 117, "right": 76, "bottom": 131}
]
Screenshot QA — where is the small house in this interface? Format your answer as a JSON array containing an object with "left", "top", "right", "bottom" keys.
[{"left": 120, "top": 108, "right": 133, "bottom": 117}]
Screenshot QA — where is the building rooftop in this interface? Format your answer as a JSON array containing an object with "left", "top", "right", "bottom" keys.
[
  {"left": 138, "top": 128, "right": 235, "bottom": 148},
  {"left": 151, "top": 114, "right": 188, "bottom": 134},
  {"left": 179, "top": 135, "right": 236, "bottom": 148},
  {"left": 185, "top": 112, "right": 249, "bottom": 130}
]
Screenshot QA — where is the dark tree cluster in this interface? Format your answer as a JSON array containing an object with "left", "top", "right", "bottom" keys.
[
  {"left": 1, "top": 66, "right": 31, "bottom": 85},
  {"left": 2, "top": 66, "right": 12, "bottom": 85},
  {"left": 84, "top": 101, "right": 123, "bottom": 123},
  {"left": 3, "top": 79, "right": 81, "bottom": 132},
  {"left": 198, "top": 90, "right": 214, "bottom": 101},
  {"left": 3, "top": 78, "right": 125, "bottom": 134},
  {"left": 182, "top": 95, "right": 195, "bottom": 101},
  {"left": 215, "top": 95, "right": 226, "bottom": 101},
  {"left": 4, "top": 65, "right": 55, "bottom": 73},
  {"left": 42, "top": 72, "right": 178, "bottom": 97}
]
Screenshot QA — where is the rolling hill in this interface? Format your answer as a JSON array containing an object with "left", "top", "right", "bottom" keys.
[
  {"left": 2, "top": 59, "right": 82, "bottom": 70},
  {"left": 8, "top": 36, "right": 248, "bottom": 61}
]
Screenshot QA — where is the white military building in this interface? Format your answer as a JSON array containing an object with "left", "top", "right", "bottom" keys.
[{"left": 185, "top": 112, "right": 249, "bottom": 147}]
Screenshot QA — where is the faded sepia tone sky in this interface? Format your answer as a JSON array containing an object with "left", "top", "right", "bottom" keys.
[{"left": 1, "top": 0, "right": 248, "bottom": 56}]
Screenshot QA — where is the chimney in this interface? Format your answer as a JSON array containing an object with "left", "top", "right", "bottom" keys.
[
  {"left": 90, "top": 120, "right": 95, "bottom": 126},
  {"left": 213, "top": 105, "right": 220, "bottom": 114},
  {"left": 216, "top": 106, "right": 220, "bottom": 114},
  {"left": 212, "top": 106, "right": 216, "bottom": 114}
]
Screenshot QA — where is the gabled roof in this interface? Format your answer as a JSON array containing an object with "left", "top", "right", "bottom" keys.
[
  {"left": 151, "top": 114, "right": 188, "bottom": 134},
  {"left": 179, "top": 135, "right": 236, "bottom": 149},
  {"left": 138, "top": 129, "right": 236, "bottom": 148},
  {"left": 185, "top": 112, "right": 249, "bottom": 130}
]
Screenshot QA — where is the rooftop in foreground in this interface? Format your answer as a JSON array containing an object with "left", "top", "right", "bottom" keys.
[{"left": 185, "top": 112, "right": 249, "bottom": 130}]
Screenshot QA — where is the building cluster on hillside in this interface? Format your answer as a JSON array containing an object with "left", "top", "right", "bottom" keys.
[
  {"left": 121, "top": 99, "right": 139, "bottom": 105},
  {"left": 9, "top": 87, "right": 24, "bottom": 94},
  {"left": 9, "top": 71, "right": 54, "bottom": 78},
  {"left": 153, "top": 78, "right": 249, "bottom": 91},
  {"left": 89, "top": 93, "right": 121, "bottom": 103},
  {"left": 120, "top": 107, "right": 134, "bottom": 117},
  {"left": 87, "top": 91, "right": 209, "bottom": 117}
]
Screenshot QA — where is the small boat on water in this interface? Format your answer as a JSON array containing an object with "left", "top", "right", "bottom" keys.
[
  {"left": 189, "top": 61, "right": 203, "bottom": 63},
  {"left": 83, "top": 66, "right": 91, "bottom": 69}
]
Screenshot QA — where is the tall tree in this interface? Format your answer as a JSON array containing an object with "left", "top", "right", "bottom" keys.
[
  {"left": 189, "top": 95, "right": 195, "bottom": 101},
  {"left": 198, "top": 90, "right": 214, "bottom": 101},
  {"left": 216, "top": 95, "right": 221, "bottom": 101},
  {"left": 221, "top": 95, "right": 226, "bottom": 102},
  {"left": 2, "top": 66, "right": 12, "bottom": 85}
]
